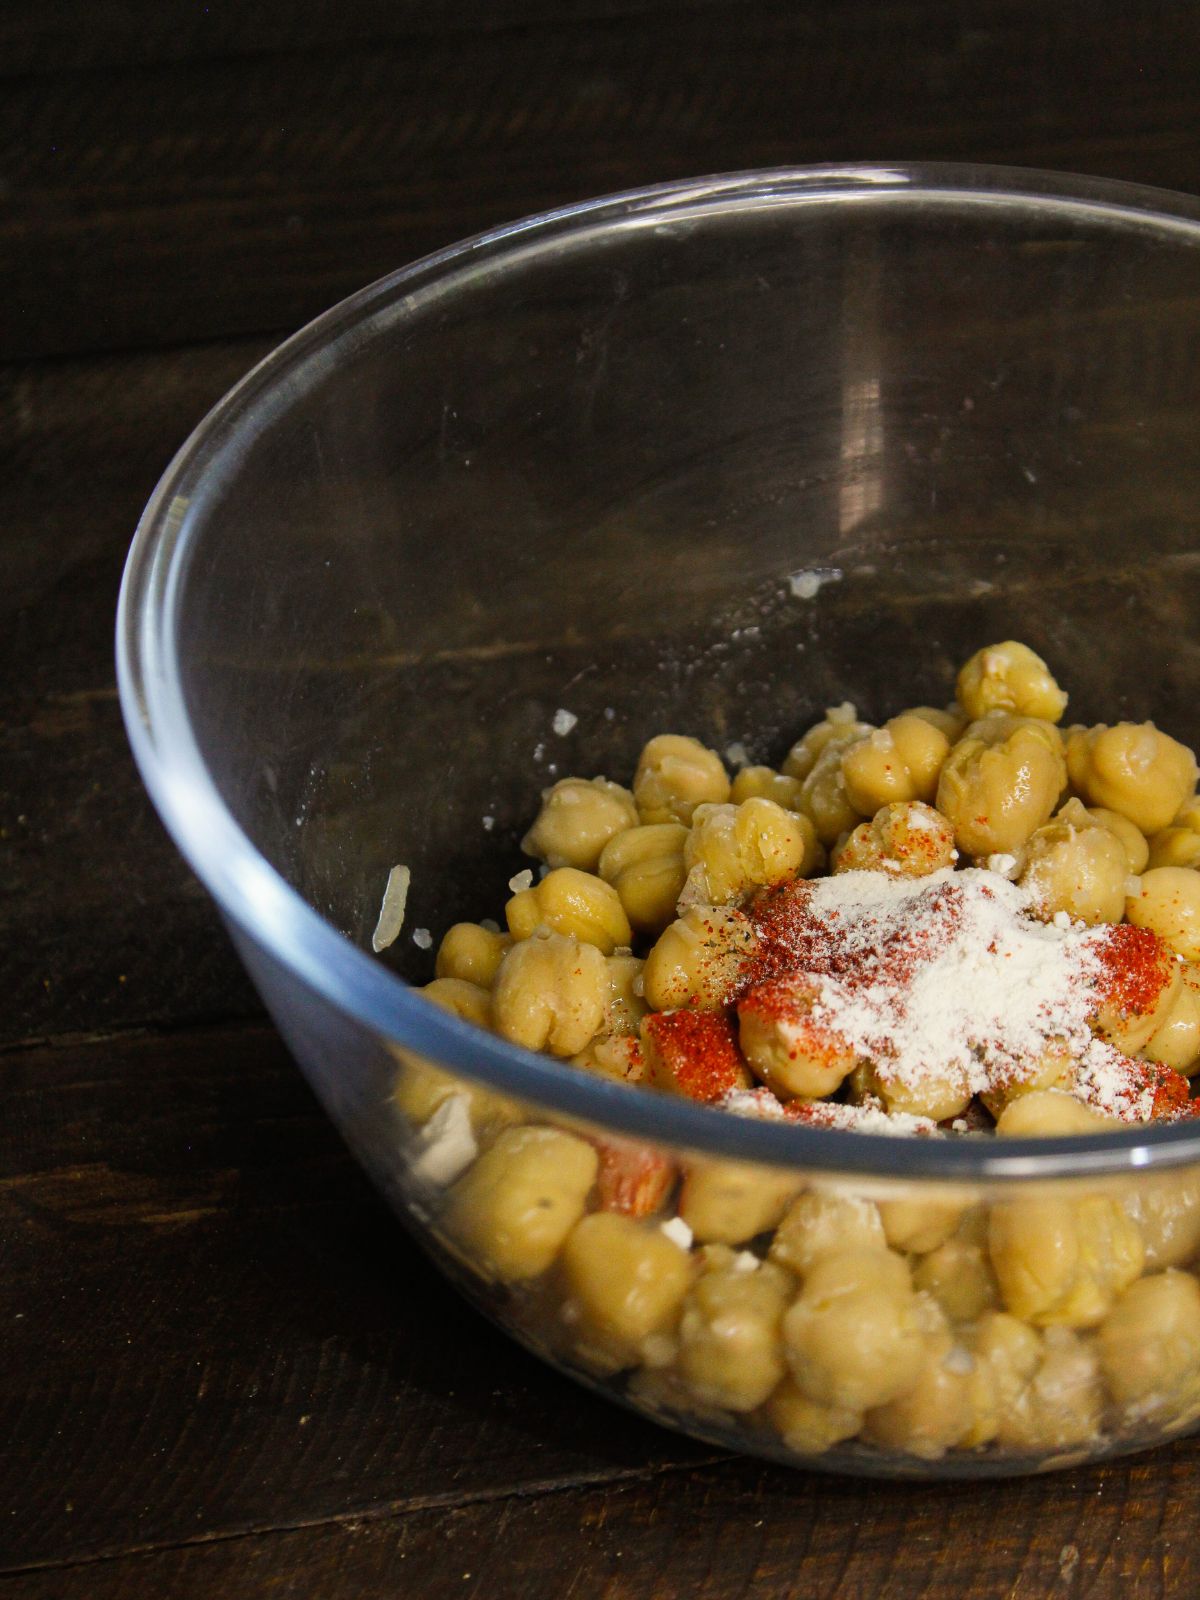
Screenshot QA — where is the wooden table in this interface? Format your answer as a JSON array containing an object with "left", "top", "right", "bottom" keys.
[{"left": 6, "top": 3, "right": 1200, "bottom": 1594}]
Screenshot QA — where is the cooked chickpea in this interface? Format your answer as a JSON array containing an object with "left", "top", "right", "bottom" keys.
[
  {"left": 677, "top": 1157, "right": 800, "bottom": 1245},
  {"left": 988, "top": 1191, "right": 1144, "bottom": 1327},
  {"left": 797, "top": 737, "right": 870, "bottom": 846},
  {"left": 521, "top": 776, "right": 639, "bottom": 870},
  {"left": 1087, "top": 805, "right": 1150, "bottom": 873},
  {"left": 597, "top": 822, "right": 688, "bottom": 938},
  {"left": 833, "top": 801, "right": 957, "bottom": 878},
  {"left": 861, "top": 1056, "right": 973, "bottom": 1123},
  {"left": 559, "top": 1211, "right": 693, "bottom": 1364},
  {"left": 864, "top": 1308, "right": 975, "bottom": 1459},
  {"left": 995, "top": 1088, "right": 1112, "bottom": 1137},
  {"left": 936, "top": 715, "right": 1066, "bottom": 857},
  {"left": 1147, "top": 825, "right": 1200, "bottom": 871},
  {"left": 782, "top": 1248, "right": 925, "bottom": 1412},
  {"left": 1126, "top": 866, "right": 1200, "bottom": 960},
  {"left": 956, "top": 641, "right": 1068, "bottom": 724},
  {"left": 979, "top": 1042, "right": 1075, "bottom": 1120},
  {"left": 1066, "top": 722, "right": 1197, "bottom": 835},
  {"left": 392, "top": 979, "right": 516, "bottom": 1129},
  {"left": 1018, "top": 798, "right": 1131, "bottom": 925},
  {"left": 590, "top": 1136, "right": 676, "bottom": 1218},
  {"left": 841, "top": 714, "right": 951, "bottom": 814},
  {"left": 570, "top": 1031, "right": 646, "bottom": 1085},
  {"left": 634, "top": 734, "right": 730, "bottom": 825},
  {"left": 435, "top": 922, "right": 512, "bottom": 987},
  {"left": 961, "top": 1311, "right": 1042, "bottom": 1447},
  {"left": 640, "top": 1008, "right": 752, "bottom": 1102},
  {"left": 737, "top": 974, "right": 860, "bottom": 1099},
  {"left": 492, "top": 930, "right": 608, "bottom": 1056},
  {"left": 1122, "top": 1169, "right": 1200, "bottom": 1269},
  {"left": 643, "top": 903, "right": 759, "bottom": 1011},
  {"left": 996, "top": 1326, "right": 1102, "bottom": 1452},
  {"left": 679, "top": 798, "right": 819, "bottom": 908},
  {"left": 769, "top": 1189, "right": 886, "bottom": 1277},
  {"left": 878, "top": 1195, "right": 967, "bottom": 1255},
  {"left": 730, "top": 765, "right": 805, "bottom": 811},
  {"left": 764, "top": 1378, "right": 863, "bottom": 1454},
  {"left": 445, "top": 1126, "right": 598, "bottom": 1281},
  {"left": 506, "top": 866, "right": 632, "bottom": 954},
  {"left": 904, "top": 704, "right": 967, "bottom": 741},
  {"left": 1097, "top": 1270, "right": 1200, "bottom": 1413},
  {"left": 1142, "top": 962, "right": 1200, "bottom": 1075},
  {"left": 1091, "top": 928, "right": 1181, "bottom": 1053},
  {"left": 602, "top": 952, "right": 647, "bottom": 1036},
  {"left": 676, "top": 1257, "right": 793, "bottom": 1411},
  {"left": 782, "top": 703, "right": 873, "bottom": 781},
  {"left": 913, "top": 1217, "right": 999, "bottom": 1323}
]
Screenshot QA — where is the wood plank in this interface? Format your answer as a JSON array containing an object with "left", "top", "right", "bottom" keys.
[
  {"left": 0, "top": 1024, "right": 722, "bottom": 1572},
  {"left": 5, "top": 3, "right": 1200, "bottom": 360},
  {"left": 5, "top": 1444, "right": 1198, "bottom": 1599}
]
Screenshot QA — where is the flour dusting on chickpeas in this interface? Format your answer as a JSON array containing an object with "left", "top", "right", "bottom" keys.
[{"left": 391, "top": 641, "right": 1200, "bottom": 1467}]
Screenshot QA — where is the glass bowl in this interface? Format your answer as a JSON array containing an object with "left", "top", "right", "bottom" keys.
[{"left": 118, "top": 164, "right": 1200, "bottom": 1477}]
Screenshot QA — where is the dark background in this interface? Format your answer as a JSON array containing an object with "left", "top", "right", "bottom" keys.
[{"left": 5, "top": 3, "right": 1200, "bottom": 1595}]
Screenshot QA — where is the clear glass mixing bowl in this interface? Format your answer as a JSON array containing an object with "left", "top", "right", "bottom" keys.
[{"left": 118, "top": 164, "right": 1200, "bottom": 1476}]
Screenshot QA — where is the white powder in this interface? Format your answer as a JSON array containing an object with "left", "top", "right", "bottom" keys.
[
  {"left": 552, "top": 708, "right": 578, "bottom": 736},
  {"left": 799, "top": 869, "right": 1107, "bottom": 1101},
  {"left": 718, "top": 1085, "right": 938, "bottom": 1137}
]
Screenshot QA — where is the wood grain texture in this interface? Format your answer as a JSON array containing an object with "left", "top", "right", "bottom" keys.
[
  {"left": 5, "top": 1447, "right": 1198, "bottom": 1598},
  {"left": 0, "top": 1024, "right": 721, "bottom": 1573},
  {"left": 5, "top": 1, "right": 1200, "bottom": 360}
]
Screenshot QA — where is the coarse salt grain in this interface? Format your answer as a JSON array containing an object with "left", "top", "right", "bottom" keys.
[
  {"left": 788, "top": 567, "right": 843, "bottom": 600},
  {"left": 371, "top": 864, "right": 411, "bottom": 953},
  {"left": 724, "top": 741, "right": 751, "bottom": 768},
  {"left": 508, "top": 868, "right": 534, "bottom": 893},
  {"left": 412, "top": 927, "right": 432, "bottom": 950},
  {"left": 731, "top": 1251, "right": 760, "bottom": 1274},
  {"left": 552, "top": 708, "right": 578, "bottom": 736},
  {"left": 660, "top": 1217, "right": 693, "bottom": 1250}
]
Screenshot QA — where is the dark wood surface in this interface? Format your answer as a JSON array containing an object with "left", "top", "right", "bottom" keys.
[{"left": 6, "top": 3, "right": 1200, "bottom": 1594}]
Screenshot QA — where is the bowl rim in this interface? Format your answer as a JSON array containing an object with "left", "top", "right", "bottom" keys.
[{"left": 117, "top": 159, "right": 1200, "bottom": 1182}]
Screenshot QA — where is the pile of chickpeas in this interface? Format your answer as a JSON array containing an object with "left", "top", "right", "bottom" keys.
[{"left": 391, "top": 641, "right": 1200, "bottom": 1464}]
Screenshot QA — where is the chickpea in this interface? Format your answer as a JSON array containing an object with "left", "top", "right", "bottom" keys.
[
  {"left": 737, "top": 974, "right": 860, "bottom": 1099},
  {"left": 640, "top": 1008, "right": 752, "bottom": 1103},
  {"left": 506, "top": 866, "right": 632, "bottom": 954},
  {"left": 1097, "top": 1270, "right": 1200, "bottom": 1412},
  {"left": 1018, "top": 798, "right": 1130, "bottom": 925},
  {"left": 679, "top": 798, "right": 819, "bottom": 909},
  {"left": 1122, "top": 1169, "right": 1200, "bottom": 1269},
  {"left": 435, "top": 922, "right": 512, "bottom": 987},
  {"left": 988, "top": 1191, "right": 1144, "bottom": 1327},
  {"left": 392, "top": 980, "right": 520, "bottom": 1140},
  {"left": 559, "top": 1211, "right": 693, "bottom": 1364},
  {"left": 764, "top": 1378, "right": 862, "bottom": 1454},
  {"left": 860, "top": 1055, "right": 972, "bottom": 1123},
  {"left": 571, "top": 1031, "right": 647, "bottom": 1085},
  {"left": 961, "top": 1311, "right": 1042, "bottom": 1447},
  {"left": 1091, "top": 926, "right": 1181, "bottom": 1053},
  {"left": 832, "top": 801, "right": 957, "bottom": 878},
  {"left": 841, "top": 714, "right": 951, "bottom": 814},
  {"left": 591, "top": 1136, "right": 677, "bottom": 1218},
  {"left": 979, "top": 1042, "right": 1075, "bottom": 1120},
  {"left": 730, "top": 765, "right": 805, "bottom": 811},
  {"left": 996, "top": 1326, "right": 1102, "bottom": 1452},
  {"left": 782, "top": 703, "right": 873, "bottom": 782},
  {"left": 602, "top": 952, "right": 647, "bottom": 1036},
  {"left": 769, "top": 1189, "right": 886, "bottom": 1277},
  {"left": 1142, "top": 962, "right": 1200, "bottom": 1075},
  {"left": 643, "top": 903, "right": 759, "bottom": 1011},
  {"left": 1147, "top": 825, "right": 1200, "bottom": 872},
  {"left": 956, "top": 641, "right": 1068, "bottom": 724},
  {"left": 598, "top": 822, "right": 688, "bottom": 939},
  {"left": 913, "top": 1215, "right": 999, "bottom": 1322},
  {"left": 864, "top": 1307, "right": 975, "bottom": 1459},
  {"left": 1126, "top": 866, "right": 1200, "bottom": 960},
  {"left": 1066, "top": 723, "right": 1197, "bottom": 835},
  {"left": 1087, "top": 806, "right": 1150, "bottom": 873},
  {"left": 521, "top": 776, "right": 639, "bottom": 870},
  {"left": 634, "top": 734, "right": 730, "bottom": 825},
  {"left": 492, "top": 930, "right": 608, "bottom": 1056},
  {"left": 904, "top": 704, "right": 967, "bottom": 742},
  {"left": 995, "top": 1088, "right": 1111, "bottom": 1137},
  {"left": 445, "top": 1126, "right": 598, "bottom": 1282},
  {"left": 797, "top": 737, "right": 870, "bottom": 847},
  {"left": 676, "top": 1258, "right": 794, "bottom": 1411},
  {"left": 782, "top": 1248, "right": 926, "bottom": 1412},
  {"left": 936, "top": 715, "right": 1066, "bottom": 857},
  {"left": 678, "top": 1157, "right": 800, "bottom": 1245},
  {"left": 878, "top": 1195, "right": 967, "bottom": 1255}
]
